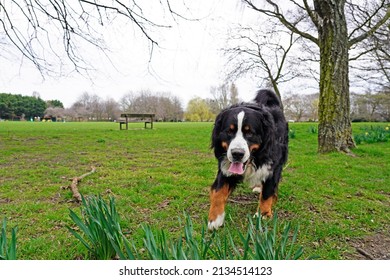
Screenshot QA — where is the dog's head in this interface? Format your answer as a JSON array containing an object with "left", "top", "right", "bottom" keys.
[{"left": 211, "top": 105, "right": 275, "bottom": 176}]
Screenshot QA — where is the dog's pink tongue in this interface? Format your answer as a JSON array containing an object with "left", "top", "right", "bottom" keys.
[{"left": 228, "top": 162, "right": 245, "bottom": 175}]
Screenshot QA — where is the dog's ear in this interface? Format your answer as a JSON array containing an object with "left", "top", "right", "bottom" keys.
[
  {"left": 211, "top": 112, "right": 223, "bottom": 149},
  {"left": 211, "top": 111, "right": 227, "bottom": 159}
]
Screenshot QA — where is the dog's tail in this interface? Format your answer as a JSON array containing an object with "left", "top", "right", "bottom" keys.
[{"left": 254, "top": 89, "right": 282, "bottom": 108}]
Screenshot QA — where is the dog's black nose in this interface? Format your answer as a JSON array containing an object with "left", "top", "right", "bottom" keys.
[{"left": 231, "top": 148, "right": 245, "bottom": 161}]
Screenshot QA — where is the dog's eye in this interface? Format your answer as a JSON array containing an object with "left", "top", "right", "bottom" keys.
[
  {"left": 228, "top": 124, "right": 236, "bottom": 135},
  {"left": 243, "top": 126, "right": 253, "bottom": 137}
]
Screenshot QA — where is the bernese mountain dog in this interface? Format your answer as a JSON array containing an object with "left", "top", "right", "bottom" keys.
[{"left": 208, "top": 89, "right": 288, "bottom": 230}]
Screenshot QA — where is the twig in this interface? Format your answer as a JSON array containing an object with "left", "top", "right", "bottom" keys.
[
  {"left": 356, "top": 248, "right": 374, "bottom": 260},
  {"left": 228, "top": 198, "right": 258, "bottom": 205},
  {"left": 68, "top": 166, "right": 96, "bottom": 202}
]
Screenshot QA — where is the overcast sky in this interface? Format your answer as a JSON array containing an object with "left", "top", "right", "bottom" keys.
[{"left": 0, "top": 0, "right": 316, "bottom": 108}]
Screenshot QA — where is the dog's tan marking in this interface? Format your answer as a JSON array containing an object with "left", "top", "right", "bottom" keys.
[
  {"left": 222, "top": 141, "right": 228, "bottom": 150},
  {"left": 258, "top": 194, "right": 277, "bottom": 218},
  {"left": 250, "top": 143, "right": 260, "bottom": 152},
  {"left": 208, "top": 184, "right": 230, "bottom": 222}
]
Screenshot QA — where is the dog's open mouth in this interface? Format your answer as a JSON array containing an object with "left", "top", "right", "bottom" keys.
[{"left": 228, "top": 161, "right": 248, "bottom": 175}]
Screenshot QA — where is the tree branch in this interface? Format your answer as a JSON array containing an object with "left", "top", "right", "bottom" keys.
[
  {"left": 67, "top": 166, "right": 97, "bottom": 203},
  {"left": 1, "top": 0, "right": 177, "bottom": 75},
  {"left": 348, "top": 4, "right": 390, "bottom": 47},
  {"left": 302, "top": 0, "right": 319, "bottom": 28},
  {"left": 243, "top": 0, "right": 319, "bottom": 45}
]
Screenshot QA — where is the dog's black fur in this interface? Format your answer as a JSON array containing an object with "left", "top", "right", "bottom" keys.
[{"left": 208, "top": 89, "right": 288, "bottom": 230}]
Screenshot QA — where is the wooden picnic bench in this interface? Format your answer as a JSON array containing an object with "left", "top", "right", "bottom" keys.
[{"left": 119, "top": 113, "right": 155, "bottom": 130}]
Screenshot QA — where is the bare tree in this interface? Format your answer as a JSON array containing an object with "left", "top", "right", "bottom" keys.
[
  {"left": 210, "top": 84, "right": 229, "bottom": 111},
  {"left": 71, "top": 91, "right": 104, "bottom": 120},
  {"left": 283, "top": 93, "right": 306, "bottom": 122},
  {"left": 0, "top": 1, "right": 182, "bottom": 75},
  {"left": 210, "top": 82, "right": 240, "bottom": 111},
  {"left": 243, "top": 0, "right": 390, "bottom": 153},
  {"left": 205, "top": 98, "right": 220, "bottom": 115},
  {"left": 351, "top": 91, "right": 390, "bottom": 121},
  {"left": 119, "top": 92, "right": 137, "bottom": 112},
  {"left": 159, "top": 95, "right": 183, "bottom": 121},
  {"left": 224, "top": 22, "right": 300, "bottom": 101},
  {"left": 283, "top": 93, "right": 319, "bottom": 121},
  {"left": 67, "top": 102, "right": 89, "bottom": 121},
  {"left": 102, "top": 97, "right": 120, "bottom": 121},
  {"left": 119, "top": 90, "right": 183, "bottom": 121},
  {"left": 230, "top": 82, "right": 239, "bottom": 105},
  {"left": 44, "top": 106, "right": 65, "bottom": 120}
]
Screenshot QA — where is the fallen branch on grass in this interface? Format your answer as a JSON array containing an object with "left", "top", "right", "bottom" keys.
[
  {"left": 228, "top": 198, "right": 258, "bottom": 205},
  {"left": 67, "top": 166, "right": 97, "bottom": 203},
  {"left": 356, "top": 247, "right": 374, "bottom": 260}
]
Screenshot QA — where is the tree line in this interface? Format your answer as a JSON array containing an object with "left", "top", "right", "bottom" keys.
[
  {"left": 119, "top": 90, "right": 183, "bottom": 122},
  {"left": 283, "top": 90, "right": 390, "bottom": 123},
  {"left": 0, "top": 93, "right": 52, "bottom": 121},
  {"left": 0, "top": 90, "right": 185, "bottom": 122},
  {"left": 0, "top": 81, "right": 243, "bottom": 122},
  {"left": 2, "top": 85, "right": 389, "bottom": 123},
  {"left": 44, "top": 91, "right": 185, "bottom": 122}
]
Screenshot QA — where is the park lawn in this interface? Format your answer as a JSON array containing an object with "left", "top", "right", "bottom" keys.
[{"left": 0, "top": 121, "right": 389, "bottom": 259}]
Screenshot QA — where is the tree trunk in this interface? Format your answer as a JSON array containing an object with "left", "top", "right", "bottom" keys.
[{"left": 315, "top": 0, "right": 356, "bottom": 153}]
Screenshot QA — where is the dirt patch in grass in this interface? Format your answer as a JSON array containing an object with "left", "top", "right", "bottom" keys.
[
  {"left": 229, "top": 193, "right": 258, "bottom": 205},
  {"left": 0, "top": 198, "right": 12, "bottom": 204},
  {"left": 345, "top": 232, "right": 390, "bottom": 260}
]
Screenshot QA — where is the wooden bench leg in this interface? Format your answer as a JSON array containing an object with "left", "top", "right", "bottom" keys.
[
  {"left": 144, "top": 121, "right": 154, "bottom": 129},
  {"left": 119, "top": 122, "right": 127, "bottom": 130}
]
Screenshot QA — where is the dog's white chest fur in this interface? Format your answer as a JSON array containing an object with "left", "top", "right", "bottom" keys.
[{"left": 244, "top": 162, "right": 273, "bottom": 193}]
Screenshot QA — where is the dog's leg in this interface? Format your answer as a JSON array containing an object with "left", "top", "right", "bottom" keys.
[
  {"left": 208, "top": 183, "right": 231, "bottom": 230},
  {"left": 253, "top": 191, "right": 277, "bottom": 219},
  {"left": 254, "top": 176, "right": 278, "bottom": 218},
  {"left": 259, "top": 193, "right": 277, "bottom": 218}
]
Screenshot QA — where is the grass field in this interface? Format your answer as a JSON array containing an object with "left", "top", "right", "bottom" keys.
[{"left": 0, "top": 121, "right": 389, "bottom": 259}]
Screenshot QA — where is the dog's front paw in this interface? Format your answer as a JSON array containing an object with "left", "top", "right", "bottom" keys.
[
  {"left": 252, "top": 185, "right": 262, "bottom": 193},
  {"left": 253, "top": 211, "right": 272, "bottom": 220},
  {"left": 208, "top": 212, "right": 225, "bottom": 231}
]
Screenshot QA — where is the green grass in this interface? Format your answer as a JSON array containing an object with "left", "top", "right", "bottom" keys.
[{"left": 0, "top": 121, "right": 389, "bottom": 259}]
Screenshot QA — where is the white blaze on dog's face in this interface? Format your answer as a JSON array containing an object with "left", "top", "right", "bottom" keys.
[
  {"left": 226, "top": 111, "right": 250, "bottom": 175},
  {"left": 214, "top": 107, "right": 263, "bottom": 177}
]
